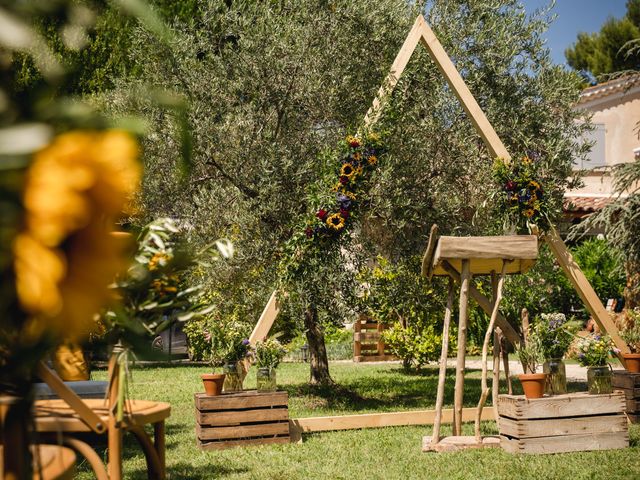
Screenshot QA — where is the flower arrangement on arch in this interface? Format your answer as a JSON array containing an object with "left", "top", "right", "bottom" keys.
[
  {"left": 491, "top": 153, "right": 554, "bottom": 233},
  {"left": 305, "top": 131, "right": 385, "bottom": 240}
]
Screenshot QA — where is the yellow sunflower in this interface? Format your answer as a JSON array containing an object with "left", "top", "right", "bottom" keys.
[
  {"left": 14, "top": 129, "right": 141, "bottom": 342},
  {"left": 340, "top": 163, "right": 356, "bottom": 179},
  {"left": 367, "top": 155, "right": 378, "bottom": 165},
  {"left": 523, "top": 208, "right": 535, "bottom": 218},
  {"left": 326, "top": 213, "right": 346, "bottom": 231}
]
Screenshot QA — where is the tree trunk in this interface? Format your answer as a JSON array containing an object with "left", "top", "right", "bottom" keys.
[
  {"left": 304, "top": 305, "right": 333, "bottom": 385},
  {"left": 625, "top": 260, "right": 640, "bottom": 310}
]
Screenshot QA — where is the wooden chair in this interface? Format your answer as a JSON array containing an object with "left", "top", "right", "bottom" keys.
[{"left": 34, "top": 359, "right": 170, "bottom": 480}]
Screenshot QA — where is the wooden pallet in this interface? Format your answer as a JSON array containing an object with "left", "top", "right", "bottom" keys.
[
  {"left": 353, "top": 315, "right": 397, "bottom": 362},
  {"left": 195, "top": 390, "right": 290, "bottom": 450},
  {"left": 613, "top": 370, "right": 640, "bottom": 423},
  {"left": 497, "top": 392, "right": 628, "bottom": 454}
]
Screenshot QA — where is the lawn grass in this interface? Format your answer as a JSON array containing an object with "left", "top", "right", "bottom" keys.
[{"left": 76, "top": 361, "right": 640, "bottom": 479}]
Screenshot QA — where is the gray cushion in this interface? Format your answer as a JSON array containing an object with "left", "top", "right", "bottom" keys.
[{"left": 34, "top": 381, "right": 108, "bottom": 399}]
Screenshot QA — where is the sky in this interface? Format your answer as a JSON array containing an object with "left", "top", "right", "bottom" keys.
[{"left": 522, "top": 0, "right": 629, "bottom": 65}]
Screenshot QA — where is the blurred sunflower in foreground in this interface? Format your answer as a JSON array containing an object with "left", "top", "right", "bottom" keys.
[{"left": 13, "top": 129, "right": 141, "bottom": 344}]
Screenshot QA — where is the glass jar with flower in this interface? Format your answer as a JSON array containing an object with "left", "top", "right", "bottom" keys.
[
  {"left": 620, "top": 308, "right": 640, "bottom": 373},
  {"left": 575, "top": 334, "right": 617, "bottom": 394},
  {"left": 532, "top": 313, "right": 576, "bottom": 395},
  {"left": 254, "top": 339, "right": 287, "bottom": 392}
]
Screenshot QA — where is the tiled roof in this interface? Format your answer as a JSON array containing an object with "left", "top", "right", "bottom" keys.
[
  {"left": 563, "top": 195, "right": 613, "bottom": 213},
  {"left": 577, "top": 74, "right": 640, "bottom": 105}
]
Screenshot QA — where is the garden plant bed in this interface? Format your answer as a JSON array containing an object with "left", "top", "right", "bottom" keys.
[
  {"left": 195, "top": 390, "right": 290, "bottom": 450},
  {"left": 613, "top": 370, "right": 640, "bottom": 423},
  {"left": 497, "top": 392, "right": 628, "bottom": 454}
]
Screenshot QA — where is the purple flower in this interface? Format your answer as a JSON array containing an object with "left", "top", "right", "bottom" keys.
[
  {"left": 242, "top": 339, "right": 250, "bottom": 346},
  {"left": 337, "top": 193, "right": 352, "bottom": 209}
]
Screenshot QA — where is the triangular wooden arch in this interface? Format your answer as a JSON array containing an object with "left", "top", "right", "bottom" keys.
[{"left": 251, "top": 15, "right": 628, "bottom": 360}]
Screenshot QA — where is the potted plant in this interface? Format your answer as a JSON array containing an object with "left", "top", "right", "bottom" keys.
[
  {"left": 620, "top": 308, "right": 640, "bottom": 373},
  {"left": 575, "top": 334, "right": 617, "bottom": 394},
  {"left": 532, "top": 313, "right": 576, "bottom": 395},
  {"left": 516, "top": 334, "right": 547, "bottom": 399},
  {"left": 254, "top": 339, "right": 287, "bottom": 392},
  {"left": 207, "top": 319, "right": 251, "bottom": 393}
]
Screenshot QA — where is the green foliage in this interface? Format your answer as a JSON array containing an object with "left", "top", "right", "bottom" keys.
[
  {"left": 566, "top": 0, "right": 640, "bottom": 80},
  {"left": 206, "top": 318, "right": 251, "bottom": 367},
  {"left": 571, "top": 238, "right": 625, "bottom": 300},
  {"left": 382, "top": 323, "right": 441, "bottom": 371},
  {"left": 516, "top": 335, "right": 544, "bottom": 374},
  {"left": 501, "top": 240, "right": 625, "bottom": 323},
  {"left": 621, "top": 308, "right": 640, "bottom": 352},
  {"left": 254, "top": 339, "right": 287, "bottom": 369},
  {"left": 574, "top": 334, "right": 615, "bottom": 367},
  {"left": 102, "top": 218, "right": 229, "bottom": 354},
  {"left": 530, "top": 313, "right": 577, "bottom": 360},
  {"left": 182, "top": 317, "right": 208, "bottom": 361}
]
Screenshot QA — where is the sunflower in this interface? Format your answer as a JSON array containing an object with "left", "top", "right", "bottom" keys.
[
  {"left": 523, "top": 208, "right": 535, "bottom": 218},
  {"left": 346, "top": 135, "right": 361, "bottom": 148},
  {"left": 340, "top": 163, "right": 356, "bottom": 179},
  {"left": 522, "top": 155, "right": 533, "bottom": 165},
  {"left": 352, "top": 152, "right": 362, "bottom": 162},
  {"left": 528, "top": 180, "right": 541, "bottom": 191},
  {"left": 14, "top": 130, "right": 140, "bottom": 342},
  {"left": 367, "top": 155, "right": 378, "bottom": 166},
  {"left": 326, "top": 213, "right": 346, "bottom": 231}
]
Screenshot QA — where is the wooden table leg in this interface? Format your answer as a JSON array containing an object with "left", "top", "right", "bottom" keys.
[
  {"left": 431, "top": 278, "right": 455, "bottom": 444},
  {"left": 154, "top": 421, "right": 166, "bottom": 476},
  {"left": 453, "top": 259, "right": 470, "bottom": 436}
]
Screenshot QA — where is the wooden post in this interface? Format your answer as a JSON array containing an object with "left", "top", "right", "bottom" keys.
[
  {"left": 453, "top": 259, "right": 471, "bottom": 436},
  {"left": 431, "top": 278, "right": 455, "bottom": 444},
  {"left": 492, "top": 329, "right": 501, "bottom": 421},
  {"left": 107, "top": 353, "right": 123, "bottom": 480},
  {"left": 353, "top": 316, "right": 362, "bottom": 360},
  {"left": 499, "top": 330, "right": 513, "bottom": 395},
  {"left": 475, "top": 260, "right": 507, "bottom": 442}
]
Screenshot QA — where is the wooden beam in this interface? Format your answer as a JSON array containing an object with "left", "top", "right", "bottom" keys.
[
  {"left": 544, "top": 228, "right": 629, "bottom": 360},
  {"left": 416, "top": 16, "right": 511, "bottom": 160},
  {"left": 453, "top": 259, "right": 470, "bottom": 436},
  {"left": 289, "top": 406, "right": 495, "bottom": 438},
  {"left": 248, "top": 290, "right": 281, "bottom": 345},
  {"left": 363, "top": 15, "right": 424, "bottom": 127},
  {"left": 441, "top": 260, "right": 521, "bottom": 345}
]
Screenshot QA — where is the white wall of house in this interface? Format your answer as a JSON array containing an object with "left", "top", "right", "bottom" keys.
[{"left": 570, "top": 81, "right": 640, "bottom": 196}]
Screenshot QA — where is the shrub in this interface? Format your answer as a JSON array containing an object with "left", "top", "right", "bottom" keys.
[
  {"left": 382, "top": 323, "right": 441, "bottom": 371},
  {"left": 183, "top": 318, "right": 208, "bottom": 361}
]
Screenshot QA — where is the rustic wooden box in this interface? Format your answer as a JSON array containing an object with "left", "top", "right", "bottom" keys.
[
  {"left": 497, "top": 392, "right": 628, "bottom": 454},
  {"left": 613, "top": 370, "right": 640, "bottom": 423},
  {"left": 353, "top": 315, "right": 397, "bottom": 362},
  {"left": 195, "top": 390, "right": 290, "bottom": 450}
]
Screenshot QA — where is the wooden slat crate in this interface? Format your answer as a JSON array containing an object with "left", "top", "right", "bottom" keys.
[
  {"left": 353, "top": 315, "right": 397, "bottom": 362},
  {"left": 195, "top": 390, "right": 290, "bottom": 450},
  {"left": 613, "top": 370, "right": 640, "bottom": 423},
  {"left": 497, "top": 392, "right": 628, "bottom": 454}
]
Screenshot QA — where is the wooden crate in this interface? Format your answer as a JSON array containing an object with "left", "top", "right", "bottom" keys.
[
  {"left": 195, "top": 390, "right": 290, "bottom": 450},
  {"left": 613, "top": 370, "right": 640, "bottom": 423},
  {"left": 353, "top": 315, "right": 397, "bottom": 362},
  {"left": 497, "top": 392, "right": 628, "bottom": 454}
]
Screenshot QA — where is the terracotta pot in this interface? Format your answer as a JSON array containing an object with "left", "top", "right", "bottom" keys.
[
  {"left": 623, "top": 353, "right": 640, "bottom": 373},
  {"left": 201, "top": 373, "right": 226, "bottom": 396},
  {"left": 518, "top": 373, "right": 547, "bottom": 399}
]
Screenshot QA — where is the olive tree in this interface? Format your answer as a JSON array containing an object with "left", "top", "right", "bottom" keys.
[{"left": 106, "top": 0, "right": 589, "bottom": 383}]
